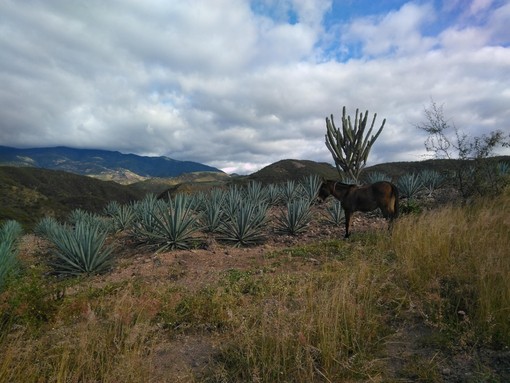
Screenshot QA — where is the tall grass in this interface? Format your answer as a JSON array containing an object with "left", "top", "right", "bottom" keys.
[
  {"left": 391, "top": 190, "right": 510, "bottom": 344},
  {"left": 0, "top": 283, "right": 157, "bottom": 383},
  {"left": 214, "top": 258, "right": 387, "bottom": 382}
]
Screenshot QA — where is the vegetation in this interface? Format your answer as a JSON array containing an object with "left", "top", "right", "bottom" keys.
[
  {"left": 325, "top": 106, "right": 386, "bottom": 182},
  {"left": 2, "top": 152, "right": 510, "bottom": 380},
  {"left": 0, "top": 220, "right": 22, "bottom": 290},
  {"left": 275, "top": 198, "right": 313, "bottom": 235},
  {"left": 0, "top": 187, "right": 509, "bottom": 381},
  {"left": 36, "top": 219, "right": 114, "bottom": 276},
  {"left": 416, "top": 100, "right": 510, "bottom": 198}
]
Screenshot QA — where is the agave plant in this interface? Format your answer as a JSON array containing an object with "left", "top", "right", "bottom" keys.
[
  {"left": 0, "top": 220, "right": 23, "bottom": 289},
  {"left": 68, "top": 209, "right": 114, "bottom": 233},
  {"left": 131, "top": 194, "right": 167, "bottom": 241},
  {"left": 222, "top": 185, "right": 244, "bottom": 218},
  {"left": 276, "top": 198, "right": 313, "bottom": 235},
  {"left": 325, "top": 199, "right": 345, "bottom": 227},
  {"left": 105, "top": 202, "right": 135, "bottom": 232},
  {"left": 244, "top": 181, "right": 268, "bottom": 205},
  {"left": 218, "top": 200, "right": 268, "bottom": 247},
  {"left": 44, "top": 220, "right": 114, "bottom": 276},
  {"left": 397, "top": 173, "right": 423, "bottom": 201},
  {"left": 0, "top": 220, "right": 23, "bottom": 246},
  {"left": 299, "top": 174, "right": 322, "bottom": 205},
  {"left": 364, "top": 171, "right": 392, "bottom": 184},
  {"left": 280, "top": 180, "right": 300, "bottom": 203},
  {"left": 145, "top": 194, "right": 202, "bottom": 251},
  {"left": 498, "top": 161, "right": 509, "bottom": 176},
  {"left": 34, "top": 216, "right": 61, "bottom": 238},
  {"left": 266, "top": 184, "right": 283, "bottom": 206},
  {"left": 201, "top": 191, "right": 225, "bottom": 233},
  {"left": 419, "top": 170, "right": 443, "bottom": 196}
]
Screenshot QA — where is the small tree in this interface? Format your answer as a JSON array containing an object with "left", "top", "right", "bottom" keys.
[
  {"left": 325, "top": 106, "right": 386, "bottom": 183},
  {"left": 416, "top": 100, "right": 510, "bottom": 197}
]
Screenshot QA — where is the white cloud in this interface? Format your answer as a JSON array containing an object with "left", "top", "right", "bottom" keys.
[
  {"left": 0, "top": 0, "right": 509, "bottom": 175},
  {"left": 343, "top": 2, "right": 437, "bottom": 57}
]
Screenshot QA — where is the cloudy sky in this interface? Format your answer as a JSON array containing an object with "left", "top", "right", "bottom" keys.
[{"left": 1, "top": 0, "right": 509, "bottom": 174}]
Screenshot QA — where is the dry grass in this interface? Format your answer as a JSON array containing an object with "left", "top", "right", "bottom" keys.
[
  {"left": 391, "top": 190, "right": 510, "bottom": 344},
  {"left": 1, "top": 189, "right": 510, "bottom": 382}
]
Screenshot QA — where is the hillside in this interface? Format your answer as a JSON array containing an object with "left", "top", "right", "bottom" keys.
[
  {"left": 247, "top": 159, "right": 339, "bottom": 184},
  {"left": 3, "top": 156, "right": 509, "bottom": 229},
  {"left": 0, "top": 166, "right": 144, "bottom": 229},
  {"left": 0, "top": 146, "right": 223, "bottom": 182}
]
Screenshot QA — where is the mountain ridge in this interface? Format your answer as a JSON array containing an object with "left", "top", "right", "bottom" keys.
[{"left": 0, "top": 146, "right": 223, "bottom": 182}]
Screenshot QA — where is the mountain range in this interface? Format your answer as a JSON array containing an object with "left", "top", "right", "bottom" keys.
[{"left": 0, "top": 146, "right": 223, "bottom": 183}]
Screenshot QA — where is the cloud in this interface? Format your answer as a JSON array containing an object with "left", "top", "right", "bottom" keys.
[
  {"left": 342, "top": 2, "right": 437, "bottom": 57},
  {"left": 0, "top": 0, "right": 509, "bottom": 175}
]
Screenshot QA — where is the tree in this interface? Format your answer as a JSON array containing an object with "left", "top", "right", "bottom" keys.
[
  {"left": 325, "top": 106, "right": 386, "bottom": 183},
  {"left": 416, "top": 100, "right": 510, "bottom": 197}
]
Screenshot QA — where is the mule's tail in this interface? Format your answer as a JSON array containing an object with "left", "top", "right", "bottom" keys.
[{"left": 391, "top": 183, "right": 399, "bottom": 219}]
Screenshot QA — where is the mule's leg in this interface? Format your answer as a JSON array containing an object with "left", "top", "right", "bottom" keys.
[{"left": 344, "top": 210, "right": 351, "bottom": 238}]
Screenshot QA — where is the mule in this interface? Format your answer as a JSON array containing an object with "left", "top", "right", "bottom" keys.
[{"left": 318, "top": 180, "right": 399, "bottom": 238}]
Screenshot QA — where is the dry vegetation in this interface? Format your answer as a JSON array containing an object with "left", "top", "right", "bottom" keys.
[{"left": 1, "top": 188, "right": 510, "bottom": 382}]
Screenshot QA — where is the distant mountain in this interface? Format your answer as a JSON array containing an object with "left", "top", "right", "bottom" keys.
[{"left": 0, "top": 146, "right": 223, "bottom": 182}]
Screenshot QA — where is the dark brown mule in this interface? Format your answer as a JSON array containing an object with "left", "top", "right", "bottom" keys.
[{"left": 318, "top": 180, "right": 399, "bottom": 238}]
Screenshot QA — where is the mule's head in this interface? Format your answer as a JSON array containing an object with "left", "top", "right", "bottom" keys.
[{"left": 317, "top": 182, "right": 331, "bottom": 203}]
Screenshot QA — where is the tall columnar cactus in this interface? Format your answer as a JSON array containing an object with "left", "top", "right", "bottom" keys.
[{"left": 325, "top": 106, "right": 386, "bottom": 182}]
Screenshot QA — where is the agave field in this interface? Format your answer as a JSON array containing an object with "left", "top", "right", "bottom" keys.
[{"left": 1, "top": 168, "right": 510, "bottom": 382}]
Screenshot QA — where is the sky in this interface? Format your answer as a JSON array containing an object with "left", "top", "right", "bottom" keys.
[{"left": 1, "top": 0, "right": 509, "bottom": 175}]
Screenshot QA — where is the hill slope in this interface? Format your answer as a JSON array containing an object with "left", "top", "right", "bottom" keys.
[
  {"left": 0, "top": 166, "right": 144, "bottom": 229},
  {"left": 0, "top": 146, "right": 223, "bottom": 181}
]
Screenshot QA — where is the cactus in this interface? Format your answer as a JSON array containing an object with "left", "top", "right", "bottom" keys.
[{"left": 325, "top": 106, "right": 385, "bottom": 183}]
